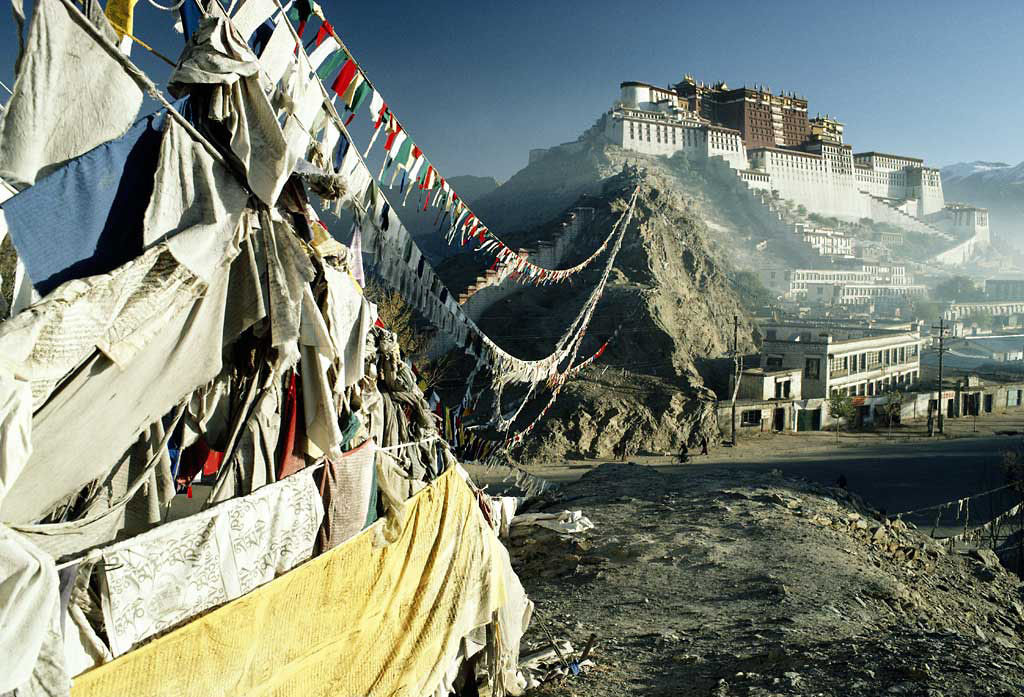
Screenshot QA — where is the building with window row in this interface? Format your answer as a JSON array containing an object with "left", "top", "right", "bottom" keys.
[{"left": 759, "top": 322, "right": 922, "bottom": 399}]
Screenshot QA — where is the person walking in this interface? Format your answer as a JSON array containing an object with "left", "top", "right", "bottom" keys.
[{"left": 700, "top": 435, "right": 709, "bottom": 456}]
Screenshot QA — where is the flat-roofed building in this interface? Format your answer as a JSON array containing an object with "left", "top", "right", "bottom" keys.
[{"left": 759, "top": 321, "right": 922, "bottom": 398}]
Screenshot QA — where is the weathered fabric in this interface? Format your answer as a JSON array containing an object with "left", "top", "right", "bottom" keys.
[
  {"left": 98, "top": 468, "right": 323, "bottom": 657},
  {"left": 142, "top": 118, "right": 250, "bottom": 283},
  {"left": 299, "top": 284, "right": 342, "bottom": 458},
  {"left": 2, "top": 113, "right": 164, "bottom": 296},
  {"left": 260, "top": 212, "right": 314, "bottom": 363},
  {"left": 71, "top": 469, "right": 520, "bottom": 697},
  {"left": 0, "top": 0, "right": 143, "bottom": 188},
  {"left": 168, "top": 16, "right": 294, "bottom": 206},
  {"left": 233, "top": 372, "right": 284, "bottom": 495},
  {"left": 0, "top": 371, "right": 32, "bottom": 509},
  {"left": 228, "top": 0, "right": 275, "bottom": 40},
  {"left": 0, "top": 253, "right": 231, "bottom": 524},
  {"left": 322, "top": 265, "right": 370, "bottom": 387},
  {"left": 316, "top": 439, "right": 376, "bottom": 552},
  {"left": 0, "top": 244, "right": 202, "bottom": 412},
  {"left": 0, "top": 525, "right": 69, "bottom": 696}
]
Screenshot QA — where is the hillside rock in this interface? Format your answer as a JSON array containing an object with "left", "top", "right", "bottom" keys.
[
  {"left": 513, "top": 463, "right": 1024, "bottom": 696},
  {"left": 471, "top": 171, "right": 757, "bottom": 463},
  {"left": 471, "top": 121, "right": 813, "bottom": 273}
]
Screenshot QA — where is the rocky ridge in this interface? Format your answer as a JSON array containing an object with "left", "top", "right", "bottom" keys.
[{"left": 469, "top": 172, "right": 757, "bottom": 463}]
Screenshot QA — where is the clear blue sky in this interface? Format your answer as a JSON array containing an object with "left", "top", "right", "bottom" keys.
[{"left": 2, "top": 0, "right": 1022, "bottom": 181}]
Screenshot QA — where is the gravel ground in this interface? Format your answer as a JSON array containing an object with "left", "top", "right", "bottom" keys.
[{"left": 509, "top": 462, "right": 1024, "bottom": 696}]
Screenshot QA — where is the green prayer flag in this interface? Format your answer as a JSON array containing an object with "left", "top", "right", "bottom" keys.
[
  {"left": 394, "top": 137, "right": 414, "bottom": 168},
  {"left": 350, "top": 81, "right": 372, "bottom": 113},
  {"left": 316, "top": 49, "right": 348, "bottom": 81}
]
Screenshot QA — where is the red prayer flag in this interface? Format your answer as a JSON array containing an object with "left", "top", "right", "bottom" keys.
[
  {"left": 315, "top": 21, "right": 333, "bottom": 46},
  {"left": 331, "top": 60, "right": 358, "bottom": 98},
  {"left": 384, "top": 124, "right": 403, "bottom": 151}
]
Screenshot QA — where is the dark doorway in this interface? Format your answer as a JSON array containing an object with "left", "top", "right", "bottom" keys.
[{"left": 773, "top": 408, "right": 785, "bottom": 432}]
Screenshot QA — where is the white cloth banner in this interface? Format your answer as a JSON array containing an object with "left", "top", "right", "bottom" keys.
[{"left": 99, "top": 469, "right": 324, "bottom": 657}]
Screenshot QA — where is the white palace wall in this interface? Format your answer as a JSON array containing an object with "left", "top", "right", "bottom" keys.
[
  {"left": 606, "top": 111, "right": 748, "bottom": 170},
  {"left": 749, "top": 149, "right": 869, "bottom": 220}
]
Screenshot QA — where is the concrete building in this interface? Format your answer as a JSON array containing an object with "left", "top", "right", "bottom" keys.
[
  {"left": 796, "top": 224, "right": 853, "bottom": 258},
  {"left": 758, "top": 264, "right": 918, "bottom": 307},
  {"left": 717, "top": 367, "right": 803, "bottom": 435},
  {"left": 731, "top": 367, "right": 802, "bottom": 401},
  {"left": 759, "top": 321, "right": 922, "bottom": 398},
  {"left": 805, "top": 281, "right": 927, "bottom": 307}
]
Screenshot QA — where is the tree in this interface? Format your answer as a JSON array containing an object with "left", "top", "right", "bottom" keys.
[
  {"left": 730, "top": 271, "right": 775, "bottom": 311},
  {"left": 796, "top": 204, "right": 808, "bottom": 217},
  {"left": 882, "top": 390, "right": 903, "bottom": 440},
  {"left": 933, "top": 275, "right": 984, "bottom": 302},
  {"left": 827, "top": 391, "right": 855, "bottom": 444},
  {"left": 365, "top": 280, "right": 454, "bottom": 390},
  {"left": 909, "top": 300, "right": 941, "bottom": 323}
]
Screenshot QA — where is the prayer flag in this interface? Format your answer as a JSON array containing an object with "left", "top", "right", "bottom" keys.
[
  {"left": 350, "top": 81, "right": 372, "bottom": 114},
  {"left": 315, "top": 48, "right": 347, "bottom": 81},
  {"left": 314, "top": 19, "right": 333, "bottom": 46},
  {"left": 330, "top": 59, "right": 358, "bottom": 99}
]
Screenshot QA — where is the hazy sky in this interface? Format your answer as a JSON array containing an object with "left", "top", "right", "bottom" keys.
[{"left": 2, "top": 0, "right": 1022, "bottom": 181}]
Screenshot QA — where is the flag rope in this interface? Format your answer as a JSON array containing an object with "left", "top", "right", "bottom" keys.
[{"left": 265, "top": 2, "right": 617, "bottom": 286}]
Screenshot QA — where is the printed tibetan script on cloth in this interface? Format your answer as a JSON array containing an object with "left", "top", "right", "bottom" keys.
[
  {"left": 73, "top": 469, "right": 509, "bottom": 697},
  {"left": 98, "top": 469, "right": 323, "bottom": 657}
]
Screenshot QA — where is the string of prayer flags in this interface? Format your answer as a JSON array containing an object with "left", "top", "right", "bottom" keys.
[{"left": 281, "top": 8, "right": 621, "bottom": 287}]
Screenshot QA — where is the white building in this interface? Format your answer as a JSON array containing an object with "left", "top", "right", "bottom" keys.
[
  {"left": 610, "top": 82, "right": 946, "bottom": 225},
  {"left": 760, "top": 322, "right": 922, "bottom": 398},
  {"left": 796, "top": 224, "right": 853, "bottom": 257},
  {"left": 759, "top": 264, "right": 918, "bottom": 307},
  {"left": 605, "top": 82, "right": 751, "bottom": 171}
]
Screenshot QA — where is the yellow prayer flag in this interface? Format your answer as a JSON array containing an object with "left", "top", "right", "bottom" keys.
[{"left": 104, "top": 0, "right": 138, "bottom": 39}]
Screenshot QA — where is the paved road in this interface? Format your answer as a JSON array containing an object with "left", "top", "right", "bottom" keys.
[
  {"left": 472, "top": 414, "right": 1024, "bottom": 535},
  {"left": 669, "top": 434, "right": 1023, "bottom": 531}
]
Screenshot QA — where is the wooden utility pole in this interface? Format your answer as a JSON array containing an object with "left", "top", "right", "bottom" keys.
[
  {"left": 730, "top": 315, "right": 740, "bottom": 446},
  {"left": 932, "top": 317, "right": 948, "bottom": 434}
]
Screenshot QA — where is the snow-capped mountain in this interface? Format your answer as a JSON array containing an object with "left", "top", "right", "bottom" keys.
[
  {"left": 942, "top": 160, "right": 1024, "bottom": 185},
  {"left": 942, "top": 160, "right": 1024, "bottom": 242}
]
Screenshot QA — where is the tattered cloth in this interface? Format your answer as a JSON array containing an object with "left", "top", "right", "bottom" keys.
[{"left": 71, "top": 468, "right": 521, "bottom": 697}]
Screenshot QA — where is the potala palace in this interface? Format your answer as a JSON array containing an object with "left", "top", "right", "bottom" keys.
[{"left": 603, "top": 76, "right": 990, "bottom": 259}]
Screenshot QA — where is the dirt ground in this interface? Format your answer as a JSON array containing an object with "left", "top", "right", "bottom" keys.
[{"left": 498, "top": 462, "right": 1024, "bottom": 696}]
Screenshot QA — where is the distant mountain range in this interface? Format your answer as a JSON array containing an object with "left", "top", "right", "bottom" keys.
[
  {"left": 444, "top": 175, "right": 499, "bottom": 206},
  {"left": 941, "top": 160, "right": 1024, "bottom": 243}
]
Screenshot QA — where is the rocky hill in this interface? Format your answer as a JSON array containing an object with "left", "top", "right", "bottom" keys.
[
  {"left": 509, "top": 462, "right": 1024, "bottom": 696},
  {"left": 445, "top": 175, "right": 499, "bottom": 206},
  {"left": 942, "top": 160, "right": 1024, "bottom": 245},
  {"left": 467, "top": 171, "right": 758, "bottom": 463},
  {"left": 438, "top": 124, "right": 814, "bottom": 292}
]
